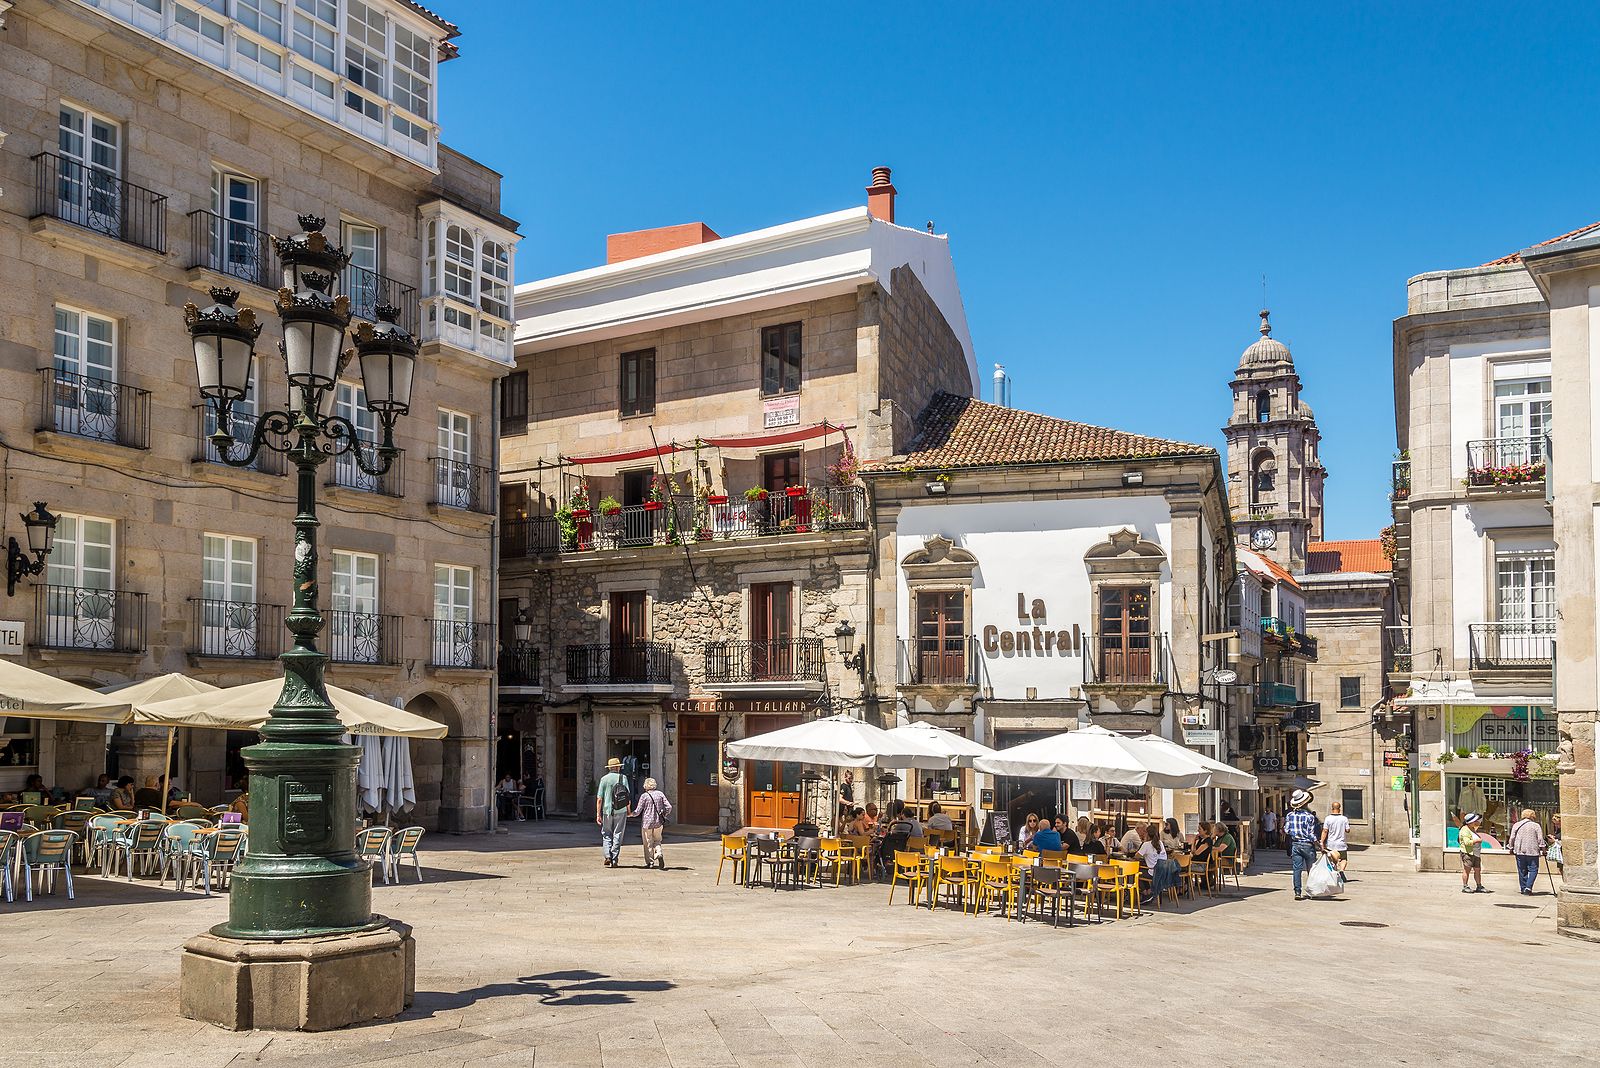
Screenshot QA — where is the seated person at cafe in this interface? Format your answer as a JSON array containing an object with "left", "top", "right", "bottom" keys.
[
  {"left": 1079, "top": 820, "right": 1107, "bottom": 856},
  {"left": 22, "top": 773, "right": 55, "bottom": 803},
  {"left": 925, "top": 801, "right": 955, "bottom": 833},
  {"left": 1162, "top": 818, "right": 1187, "bottom": 855},
  {"left": 887, "top": 799, "right": 922, "bottom": 838},
  {"left": 1099, "top": 824, "right": 1121, "bottom": 854},
  {"left": 1120, "top": 825, "right": 1144, "bottom": 855},
  {"left": 1030, "top": 818, "right": 1063, "bottom": 852},
  {"left": 1215, "top": 821, "right": 1238, "bottom": 858},
  {"left": 863, "top": 802, "right": 880, "bottom": 830},
  {"left": 133, "top": 776, "right": 164, "bottom": 810},
  {"left": 847, "top": 806, "right": 871, "bottom": 836},
  {"left": 88, "top": 773, "right": 114, "bottom": 806},
  {"left": 108, "top": 776, "right": 137, "bottom": 810},
  {"left": 1055, "top": 815, "right": 1082, "bottom": 853},
  {"left": 1017, "top": 812, "right": 1039, "bottom": 851},
  {"left": 1191, "top": 821, "right": 1216, "bottom": 864},
  {"left": 1137, "top": 822, "right": 1176, "bottom": 902}
]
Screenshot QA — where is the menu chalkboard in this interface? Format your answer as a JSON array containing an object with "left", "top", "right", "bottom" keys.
[{"left": 984, "top": 811, "right": 1012, "bottom": 847}]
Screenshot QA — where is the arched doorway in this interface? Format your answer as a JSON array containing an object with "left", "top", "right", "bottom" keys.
[{"left": 406, "top": 692, "right": 463, "bottom": 831}]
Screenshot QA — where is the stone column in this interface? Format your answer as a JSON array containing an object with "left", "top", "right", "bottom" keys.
[{"left": 1557, "top": 716, "right": 1600, "bottom": 940}]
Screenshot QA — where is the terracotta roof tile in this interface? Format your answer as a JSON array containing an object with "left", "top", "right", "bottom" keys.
[
  {"left": 1306, "top": 539, "right": 1392, "bottom": 575},
  {"left": 1482, "top": 221, "right": 1600, "bottom": 266},
  {"left": 1239, "top": 548, "right": 1301, "bottom": 590},
  {"left": 861, "top": 391, "right": 1214, "bottom": 473}
]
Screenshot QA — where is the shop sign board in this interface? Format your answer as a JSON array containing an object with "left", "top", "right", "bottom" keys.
[
  {"left": 762, "top": 395, "right": 799, "bottom": 429},
  {"left": 1183, "top": 729, "right": 1219, "bottom": 747},
  {"left": 0, "top": 620, "right": 22, "bottom": 657},
  {"left": 663, "top": 697, "right": 814, "bottom": 716},
  {"left": 1390, "top": 775, "right": 1406, "bottom": 791},
  {"left": 1382, "top": 750, "right": 1408, "bottom": 769}
]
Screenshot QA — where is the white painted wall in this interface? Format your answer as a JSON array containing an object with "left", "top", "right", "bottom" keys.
[
  {"left": 895, "top": 496, "right": 1175, "bottom": 700},
  {"left": 1449, "top": 498, "right": 1555, "bottom": 652},
  {"left": 1447, "top": 337, "right": 1550, "bottom": 482}
]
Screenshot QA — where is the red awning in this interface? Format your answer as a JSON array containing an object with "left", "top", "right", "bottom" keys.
[
  {"left": 564, "top": 443, "right": 683, "bottom": 466},
  {"left": 700, "top": 422, "right": 839, "bottom": 450}
]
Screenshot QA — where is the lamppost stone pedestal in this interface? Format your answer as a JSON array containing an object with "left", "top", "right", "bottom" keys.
[{"left": 180, "top": 920, "right": 415, "bottom": 1031}]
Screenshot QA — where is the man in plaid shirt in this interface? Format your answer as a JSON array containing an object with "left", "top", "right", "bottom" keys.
[{"left": 1284, "top": 789, "right": 1320, "bottom": 900}]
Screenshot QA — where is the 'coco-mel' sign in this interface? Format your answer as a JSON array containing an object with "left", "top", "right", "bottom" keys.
[{"left": 981, "top": 594, "right": 1083, "bottom": 657}]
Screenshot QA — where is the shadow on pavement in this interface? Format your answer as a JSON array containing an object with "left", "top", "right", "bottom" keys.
[{"left": 411, "top": 970, "right": 676, "bottom": 1014}]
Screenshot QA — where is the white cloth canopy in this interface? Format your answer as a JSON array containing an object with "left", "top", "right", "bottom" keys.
[
  {"left": 723, "top": 713, "right": 949, "bottom": 770},
  {"left": 971, "top": 724, "right": 1212, "bottom": 788},
  {"left": 883, "top": 721, "right": 996, "bottom": 768},
  {"left": 357, "top": 735, "right": 385, "bottom": 810},
  {"left": 101, "top": 673, "right": 219, "bottom": 705},
  {"left": 1129, "top": 734, "right": 1259, "bottom": 791},
  {"left": 0, "top": 658, "right": 130, "bottom": 724},
  {"left": 357, "top": 735, "right": 418, "bottom": 814},
  {"left": 133, "top": 679, "right": 447, "bottom": 739}
]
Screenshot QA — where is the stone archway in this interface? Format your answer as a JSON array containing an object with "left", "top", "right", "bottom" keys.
[{"left": 406, "top": 691, "right": 464, "bottom": 832}]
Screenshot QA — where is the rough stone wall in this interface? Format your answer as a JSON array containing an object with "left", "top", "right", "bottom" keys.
[
  {"left": 876, "top": 266, "right": 974, "bottom": 454},
  {"left": 1305, "top": 578, "right": 1407, "bottom": 845}
]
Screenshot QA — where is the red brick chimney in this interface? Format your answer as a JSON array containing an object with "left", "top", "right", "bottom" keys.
[
  {"left": 606, "top": 222, "right": 721, "bottom": 265},
  {"left": 866, "top": 166, "right": 896, "bottom": 224}
]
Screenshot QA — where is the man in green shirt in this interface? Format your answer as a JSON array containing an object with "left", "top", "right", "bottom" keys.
[{"left": 596, "top": 756, "right": 631, "bottom": 867}]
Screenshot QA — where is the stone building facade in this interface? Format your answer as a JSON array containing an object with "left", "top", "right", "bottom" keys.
[
  {"left": 499, "top": 171, "right": 977, "bottom": 828},
  {"left": 1390, "top": 249, "right": 1556, "bottom": 873},
  {"left": 864, "top": 392, "right": 1237, "bottom": 842},
  {"left": 1517, "top": 232, "right": 1600, "bottom": 939},
  {"left": 0, "top": 0, "right": 517, "bottom": 832}
]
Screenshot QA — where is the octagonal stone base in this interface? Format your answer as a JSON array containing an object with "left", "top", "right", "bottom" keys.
[
  {"left": 180, "top": 918, "right": 414, "bottom": 1031},
  {"left": 1558, "top": 885, "right": 1600, "bottom": 943}
]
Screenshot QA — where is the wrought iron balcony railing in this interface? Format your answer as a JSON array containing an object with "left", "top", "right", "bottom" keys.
[
  {"left": 897, "top": 636, "right": 980, "bottom": 686},
  {"left": 33, "top": 584, "right": 146, "bottom": 653},
  {"left": 186, "top": 209, "right": 273, "bottom": 288},
  {"left": 40, "top": 368, "right": 150, "bottom": 449},
  {"left": 1391, "top": 458, "right": 1411, "bottom": 502},
  {"left": 1468, "top": 621, "right": 1555, "bottom": 671},
  {"left": 499, "top": 645, "right": 541, "bottom": 687},
  {"left": 1256, "top": 682, "right": 1300, "bottom": 708},
  {"left": 190, "top": 598, "right": 285, "bottom": 659},
  {"left": 566, "top": 642, "right": 673, "bottom": 686},
  {"left": 427, "top": 618, "right": 492, "bottom": 670},
  {"left": 1084, "top": 632, "right": 1168, "bottom": 686},
  {"left": 31, "top": 152, "right": 167, "bottom": 253},
  {"left": 432, "top": 457, "right": 494, "bottom": 513},
  {"left": 1386, "top": 625, "right": 1412, "bottom": 674},
  {"left": 345, "top": 264, "right": 419, "bottom": 335},
  {"left": 1466, "top": 436, "right": 1546, "bottom": 488},
  {"left": 704, "top": 638, "right": 825, "bottom": 684},
  {"left": 326, "top": 610, "right": 403, "bottom": 666},
  {"left": 328, "top": 445, "right": 404, "bottom": 497},
  {"left": 503, "top": 516, "right": 561, "bottom": 559}
]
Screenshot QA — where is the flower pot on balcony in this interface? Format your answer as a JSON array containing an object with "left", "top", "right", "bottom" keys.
[
  {"left": 792, "top": 494, "right": 812, "bottom": 531},
  {"left": 573, "top": 512, "right": 594, "bottom": 551},
  {"left": 707, "top": 495, "right": 728, "bottom": 505},
  {"left": 602, "top": 507, "right": 622, "bottom": 516},
  {"left": 642, "top": 501, "right": 664, "bottom": 511},
  {"left": 785, "top": 486, "right": 807, "bottom": 498}
]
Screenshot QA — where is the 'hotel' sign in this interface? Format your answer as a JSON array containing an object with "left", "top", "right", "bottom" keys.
[{"left": 0, "top": 621, "right": 23, "bottom": 657}]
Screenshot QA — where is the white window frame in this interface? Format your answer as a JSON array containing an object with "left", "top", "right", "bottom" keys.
[
  {"left": 52, "top": 305, "right": 119, "bottom": 441},
  {"left": 1495, "top": 549, "right": 1556, "bottom": 627},
  {"left": 44, "top": 514, "right": 118, "bottom": 652},
  {"left": 331, "top": 549, "right": 382, "bottom": 663},
  {"left": 201, "top": 533, "right": 261, "bottom": 656},
  {"left": 432, "top": 564, "right": 476, "bottom": 667},
  {"left": 57, "top": 103, "right": 122, "bottom": 230}
]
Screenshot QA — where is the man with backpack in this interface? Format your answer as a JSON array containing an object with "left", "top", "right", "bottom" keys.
[{"left": 596, "top": 756, "right": 631, "bottom": 867}]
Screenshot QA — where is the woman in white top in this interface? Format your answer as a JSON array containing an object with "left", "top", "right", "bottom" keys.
[{"left": 1136, "top": 822, "right": 1167, "bottom": 872}]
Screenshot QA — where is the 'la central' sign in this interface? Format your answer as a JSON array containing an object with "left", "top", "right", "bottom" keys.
[{"left": 981, "top": 593, "right": 1083, "bottom": 657}]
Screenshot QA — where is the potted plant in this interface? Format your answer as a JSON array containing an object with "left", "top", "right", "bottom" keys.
[
  {"left": 744, "top": 487, "right": 769, "bottom": 502},
  {"left": 643, "top": 473, "right": 665, "bottom": 511},
  {"left": 826, "top": 436, "right": 859, "bottom": 486},
  {"left": 599, "top": 495, "right": 623, "bottom": 516},
  {"left": 565, "top": 481, "right": 593, "bottom": 550},
  {"left": 743, "top": 486, "right": 769, "bottom": 533},
  {"left": 1438, "top": 751, "right": 1455, "bottom": 764}
]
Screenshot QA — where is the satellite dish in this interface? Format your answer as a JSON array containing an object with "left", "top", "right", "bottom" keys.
[{"left": 1211, "top": 669, "right": 1239, "bottom": 685}]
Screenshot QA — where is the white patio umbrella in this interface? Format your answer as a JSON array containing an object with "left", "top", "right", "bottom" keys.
[
  {"left": 133, "top": 678, "right": 448, "bottom": 739},
  {"left": 1129, "top": 734, "right": 1259, "bottom": 791},
  {"left": 357, "top": 734, "right": 386, "bottom": 811},
  {"left": 0, "top": 658, "right": 130, "bottom": 724},
  {"left": 883, "top": 720, "right": 996, "bottom": 768},
  {"left": 971, "top": 724, "right": 1212, "bottom": 788},
  {"left": 380, "top": 735, "right": 417, "bottom": 815},
  {"left": 101, "top": 674, "right": 221, "bottom": 810},
  {"left": 723, "top": 713, "right": 949, "bottom": 770}
]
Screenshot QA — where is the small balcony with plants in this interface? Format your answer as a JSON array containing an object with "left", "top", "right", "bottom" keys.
[
  {"left": 703, "top": 638, "right": 826, "bottom": 694},
  {"left": 1465, "top": 436, "right": 1545, "bottom": 490}
]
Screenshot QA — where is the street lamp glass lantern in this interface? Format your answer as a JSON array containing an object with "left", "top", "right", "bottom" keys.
[
  {"left": 353, "top": 304, "right": 418, "bottom": 415},
  {"left": 20, "top": 502, "right": 57, "bottom": 558},
  {"left": 184, "top": 287, "right": 260, "bottom": 401},
  {"left": 281, "top": 308, "right": 347, "bottom": 392},
  {"left": 512, "top": 609, "right": 532, "bottom": 645},
  {"left": 834, "top": 620, "right": 856, "bottom": 657}
]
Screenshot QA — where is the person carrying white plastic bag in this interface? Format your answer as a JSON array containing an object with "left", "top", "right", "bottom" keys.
[{"left": 1304, "top": 851, "right": 1344, "bottom": 898}]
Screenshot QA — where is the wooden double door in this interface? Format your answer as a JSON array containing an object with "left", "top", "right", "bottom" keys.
[
  {"left": 676, "top": 714, "right": 721, "bottom": 826},
  {"left": 744, "top": 713, "right": 803, "bottom": 829}
]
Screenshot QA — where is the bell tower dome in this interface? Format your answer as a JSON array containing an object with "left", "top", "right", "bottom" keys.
[{"left": 1223, "top": 310, "right": 1327, "bottom": 572}]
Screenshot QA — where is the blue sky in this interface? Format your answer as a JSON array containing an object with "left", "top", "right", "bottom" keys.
[{"left": 439, "top": 3, "right": 1600, "bottom": 540}]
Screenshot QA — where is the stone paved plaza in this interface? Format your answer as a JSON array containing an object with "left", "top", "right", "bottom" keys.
[{"left": 1, "top": 824, "right": 1593, "bottom": 1067}]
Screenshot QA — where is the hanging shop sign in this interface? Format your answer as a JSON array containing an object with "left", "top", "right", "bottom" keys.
[
  {"left": 0, "top": 621, "right": 23, "bottom": 657},
  {"left": 720, "top": 756, "right": 741, "bottom": 783},
  {"left": 1382, "top": 751, "right": 1409, "bottom": 769}
]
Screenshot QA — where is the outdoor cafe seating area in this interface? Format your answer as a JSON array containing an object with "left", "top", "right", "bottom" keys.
[
  {"left": 715, "top": 713, "right": 1257, "bottom": 928},
  {"left": 0, "top": 795, "right": 429, "bottom": 903}
]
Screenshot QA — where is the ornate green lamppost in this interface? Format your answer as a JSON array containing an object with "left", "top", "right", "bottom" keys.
[{"left": 183, "top": 214, "right": 417, "bottom": 940}]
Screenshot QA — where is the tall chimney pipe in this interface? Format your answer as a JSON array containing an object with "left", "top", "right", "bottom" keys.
[{"left": 866, "top": 166, "right": 897, "bottom": 224}]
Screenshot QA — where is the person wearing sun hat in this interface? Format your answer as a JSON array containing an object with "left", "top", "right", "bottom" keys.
[
  {"left": 1283, "top": 788, "right": 1320, "bottom": 900},
  {"left": 596, "top": 756, "right": 632, "bottom": 868},
  {"left": 1458, "top": 812, "right": 1488, "bottom": 894}
]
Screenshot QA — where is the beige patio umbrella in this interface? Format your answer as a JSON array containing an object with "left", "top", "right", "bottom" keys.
[
  {"left": 101, "top": 674, "right": 222, "bottom": 812},
  {"left": 133, "top": 678, "right": 448, "bottom": 739},
  {"left": 0, "top": 657, "right": 131, "bottom": 724}
]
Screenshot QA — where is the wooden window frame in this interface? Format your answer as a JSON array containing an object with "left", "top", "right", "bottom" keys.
[
  {"left": 619, "top": 348, "right": 655, "bottom": 417},
  {"left": 500, "top": 370, "right": 528, "bottom": 432},
  {"left": 760, "top": 321, "right": 802, "bottom": 397}
]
